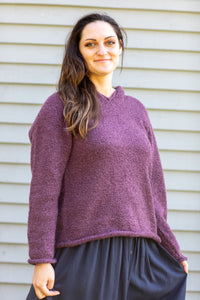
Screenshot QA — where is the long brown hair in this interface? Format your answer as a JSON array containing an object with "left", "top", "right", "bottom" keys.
[{"left": 57, "top": 13, "right": 126, "bottom": 139}]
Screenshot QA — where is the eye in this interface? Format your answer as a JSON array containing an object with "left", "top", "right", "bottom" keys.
[
  {"left": 106, "top": 40, "right": 116, "bottom": 46},
  {"left": 85, "top": 42, "right": 95, "bottom": 47}
]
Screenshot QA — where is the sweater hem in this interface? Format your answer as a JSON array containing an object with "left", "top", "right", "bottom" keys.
[{"left": 55, "top": 230, "right": 162, "bottom": 249}]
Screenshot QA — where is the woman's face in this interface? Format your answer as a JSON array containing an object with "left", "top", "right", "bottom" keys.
[{"left": 79, "top": 21, "right": 122, "bottom": 79}]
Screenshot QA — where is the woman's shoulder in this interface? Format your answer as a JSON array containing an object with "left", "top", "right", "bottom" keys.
[
  {"left": 29, "top": 92, "right": 65, "bottom": 139},
  {"left": 34, "top": 92, "right": 64, "bottom": 120},
  {"left": 123, "top": 91, "right": 149, "bottom": 119},
  {"left": 40, "top": 92, "right": 64, "bottom": 113}
]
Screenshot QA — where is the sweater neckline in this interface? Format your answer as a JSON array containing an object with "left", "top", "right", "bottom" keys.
[{"left": 97, "top": 86, "right": 124, "bottom": 102}]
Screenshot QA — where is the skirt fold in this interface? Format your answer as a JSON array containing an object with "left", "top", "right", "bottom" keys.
[{"left": 26, "top": 237, "right": 187, "bottom": 300}]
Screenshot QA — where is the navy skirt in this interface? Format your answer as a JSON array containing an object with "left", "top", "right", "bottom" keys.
[{"left": 26, "top": 237, "right": 187, "bottom": 300}]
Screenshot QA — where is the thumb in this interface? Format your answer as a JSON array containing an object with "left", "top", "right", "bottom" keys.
[{"left": 181, "top": 260, "right": 188, "bottom": 274}]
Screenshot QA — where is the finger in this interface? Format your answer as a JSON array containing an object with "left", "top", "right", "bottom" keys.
[
  {"left": 184, "top": 263, "right": 188, "bottom": 274},
  {"left": 47, "top": 277, "right": 55, "bottom": 290},
  {"left": 35, "top": 290, "right": 47, "bottom": 299},
  {"left": 181, "top": 261, "right": 188, "bottom": 274},
  {"left": 35, "top": 285, "right": 60, "bottom": 299},
  {"left": 40, "top": 286, "right": 60, "bottom": 297},
  {"left": 46, "top": 278, "right": 60, "bottom": 295}
]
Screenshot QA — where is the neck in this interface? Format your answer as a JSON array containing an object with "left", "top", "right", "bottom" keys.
[{"left": 89, "top": 73, "right": 114, "bottom": 97}]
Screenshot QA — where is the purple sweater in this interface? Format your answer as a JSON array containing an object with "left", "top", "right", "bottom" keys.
[{"left": 27, "top": 86, "right": 187, "bottom": 265}]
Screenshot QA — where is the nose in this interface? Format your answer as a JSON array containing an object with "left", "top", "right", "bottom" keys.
[{"left": 97, "top": 43, "right": 107, "bottom": 55}]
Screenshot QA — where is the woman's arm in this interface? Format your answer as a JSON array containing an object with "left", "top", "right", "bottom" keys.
[
  {"left": 27, "top": 93, "right": 72, "bottom": 265},
  {"left": 142, "top": 105, "right": 188, "bottom": 265}
]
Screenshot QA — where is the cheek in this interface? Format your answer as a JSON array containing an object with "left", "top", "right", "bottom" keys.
[
  {"left": 110, "top": 48, "right": 121, "bottom": 58},
  {"left": 81, "top": 50, "right": 93, "bottom": 63}
]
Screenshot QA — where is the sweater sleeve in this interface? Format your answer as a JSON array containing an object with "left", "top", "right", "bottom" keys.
[
  {"left": 142, "top": 106, "right": 187, "bottom": 263},
  {"left": 27, "top": 93, "right": 72, "bottom": 265}
]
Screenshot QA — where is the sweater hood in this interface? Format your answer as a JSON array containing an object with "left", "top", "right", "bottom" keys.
[{"left": 97, "top": 86, "right": 124, "bottom": 102}]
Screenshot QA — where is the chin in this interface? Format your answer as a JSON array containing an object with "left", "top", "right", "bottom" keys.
[{"left": 95, "top": 67, "right": 115, "bottom": 75}]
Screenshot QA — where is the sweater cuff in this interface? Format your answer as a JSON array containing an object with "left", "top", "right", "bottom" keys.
[
  {"left": 176, "top": 254, "right": 188, "bottom": 264},
  {"left": 28, "top": 257, "right": 57, "bottom": 265}
]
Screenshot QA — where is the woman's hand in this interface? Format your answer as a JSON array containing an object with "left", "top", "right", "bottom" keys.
[
  {"left": 32, "top": 263, "right": 60, "bottom": 299},
  {"left": 181, "top": 260, "right": 188, "bottom": 274}
]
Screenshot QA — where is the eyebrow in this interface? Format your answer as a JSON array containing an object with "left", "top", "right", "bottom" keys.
[{"left": 84, "top": 35, "right": 116, "bottom": 41}]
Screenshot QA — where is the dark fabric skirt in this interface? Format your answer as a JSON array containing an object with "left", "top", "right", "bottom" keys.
[{"left": 26, "top": 237, "right": 187, "bottom": 300}]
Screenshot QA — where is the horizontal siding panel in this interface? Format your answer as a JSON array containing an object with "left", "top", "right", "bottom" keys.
[
  {"left": 0, "top": 203, "right": 28, "bottom": 224},
  {"left": 1, "top": 223, "right": 199, "bottom": 251},
  {"left": 181, "top": 252, "right": 200, "bottom": 271},
  {"left": 0, "top": 250, "right": 198, "bottom": 279},
  {"left": 0, "top": 164, "right": 31, "bottom": 184},
  {"left": 186, "top": 272, "right": 200, "bottom": 292},
  {"left": 0, "top": 163, "right": 200, "bottom": 189},
  {"left": 1, "top": 5, "right": 200, "bottom": 32},
  {"left": 186, "top": 293, "right": 200, "bottom": 300},
  {"left": 1, "top": 44, "right": 200, "bottom": 74},
  {"left": 0, "top": 0, "right": 200, "bottom": 13},
  {"left": 0, "top": 184, "right": 199, "bottom": 213},
  {"left": 0, "top": 144, "right": 30, "bottom": 164},
  {"left": 1, "top": 246, "right": 200, "bottom": 276},
  {"left": 0, "top": 244, "right": 28, "bottom": 263},
  {"left": 1, "top": 182, "right": 199, "bottom": 210},
  {"left": 0, "top": 284, "right": 30, "bottom": 300},
  {"left": 0, "top": 164, "right": 200, "bottom": 191},
  {"left": 148, "top": 110, "right": 200, "bottom": 131},
  {"left": 0, "top": 103, "right": 41, "bottom": 124},
  {"left": 0, "top": 44, "right": 64, "bottom": 65},
  {"left": 155, "top": 131, "right": 200, "bottom": 152},
  {"left": 0, "top": 124, "right": 30, "bottom": 143},
  {"left": 115, "top": 29, "right": 200, "bottom": 52},
  {"left": 116, "top": 69, "right": 200, "bottom": 92},
  {"left": 0, "top": 64, "right": 200, "bottom": 92},
  {"left": 5, "top": 262, "right": 200, "bottom": 289},
  {"left": 1, "top": 84, "right": 200, "bottom": 113},
  {"left": 0, "top": 224, "right": 27, "bottom": 244},
  {"left": 1, "top": 103, "right": 200, "bottom": 131},
  {"left": 164, "top": 170, "right": 200, "bottom": 192},
  {"left": 0, "top": 64, "right": 60, "bottom": 86},
  {"left": 0, "top": 84, "right": 55, "bottom": 104},
  {"left": 168, "top": 211, "right": 200, "bottom": 231},
  {"left": 174, "top": 231, "right": 200, "bottom": 252},
  {"left": 1, "top": 189, "right": 199, "bottom": 214},
  {"left": 1, "top": 245, "right": 200, "bottom": 271},
  {"left": 1, "top": 44, "right": 200, "bottom": 72},
  {"left": 127, "top": 90, "right": 200, "bottom": 112},
  {"left": 0, "top": 263, "right": 33, "bottom": 284},
  {"left": 0, "top": 183, "right": 29, "bottom": 204},
  {"left": 1, "top": 144, "right": 199, "bottom": 172},
  {"left": 167, "top": 191, "right": 200, "bottom": 211},
  {"left": 0, "top": 126, "right": 200, "bottom": 152},
  {"left": 1, "top": 25, "right": 200, "bottom": 52},
  {"left": 0, "top": 24, "right": 71, "bottom": 45},
  {"left": 1, "top": 202, "right": 199, "bottom": 232},
  {"left": 159, "top": 151, "right": 200, "bottom": 172},
  {"left": 124, "top": 50, "right": 200, "bottom": 72}
]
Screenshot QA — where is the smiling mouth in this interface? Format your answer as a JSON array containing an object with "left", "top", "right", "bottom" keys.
[{"left": 94, "top": 59, "right": 111, "bottom": 62}]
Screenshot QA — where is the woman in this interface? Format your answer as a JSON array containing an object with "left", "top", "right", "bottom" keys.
[{"left": 26, "top": 13, "right": 188, "bottom": 300}]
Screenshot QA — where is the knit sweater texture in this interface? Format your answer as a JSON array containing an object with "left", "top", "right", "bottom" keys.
[{"left": 27, "top": 86, "right": 187, "bottom": 265}]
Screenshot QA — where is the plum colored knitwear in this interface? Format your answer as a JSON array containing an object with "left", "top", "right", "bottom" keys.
[{"left": 27, "top": 86, "right": 187, "bottom": 265}]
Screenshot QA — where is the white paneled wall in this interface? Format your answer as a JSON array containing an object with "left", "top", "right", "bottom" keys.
[{"left": 0, "top": 1, "right": 200, "bottom": 299}]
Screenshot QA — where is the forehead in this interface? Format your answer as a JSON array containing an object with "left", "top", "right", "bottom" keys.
[{"left": 80, "top": 21, "right": 117, "bottom": 40}]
